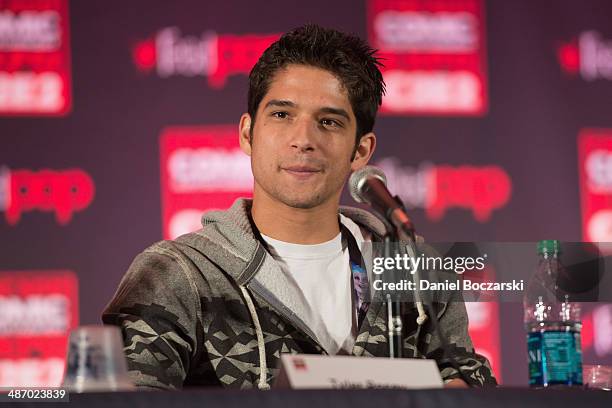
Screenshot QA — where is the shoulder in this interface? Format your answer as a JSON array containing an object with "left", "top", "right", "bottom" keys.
[
  {"left": 339, "top": 205, "right": 385, "bottom": 240},
  {"left": 339, "top": 205, "right": 426, "bottom": 244}
]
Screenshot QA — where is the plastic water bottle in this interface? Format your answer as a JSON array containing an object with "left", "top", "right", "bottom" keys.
[{"left": 524, "top": 240, "right": 583, "bottom": 387}]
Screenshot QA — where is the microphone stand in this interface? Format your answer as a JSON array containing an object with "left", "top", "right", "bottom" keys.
[
  {"left": 384, "top": 233, "right": 403, "bottom": 358},
  {"left": 364, "top": 185, "right": 474, "bottom": 384},
  {"left": 379, "top": 197, "right": 428, "bottom": 360},
  {"left": 383, "top": 201, "right": 473, "bottom": 386},
  {"left": 381, "top": 197, "right": 417, "bottom": 359}
]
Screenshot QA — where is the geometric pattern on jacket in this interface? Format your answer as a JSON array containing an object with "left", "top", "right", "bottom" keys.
[{"left": 102, "top": 199, "right": 498, "bottom": 389}]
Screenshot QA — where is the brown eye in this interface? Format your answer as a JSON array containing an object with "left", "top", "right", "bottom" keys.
[
  {"left": 321, "top": 118, "right": 339, "bottom": 127},
  {"left": 272, "top": 111, "right": 288, "bottom": 119}
]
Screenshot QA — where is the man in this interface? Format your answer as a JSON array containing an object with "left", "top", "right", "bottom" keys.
[{"left": 103, "top": 24, "right": 497, "bottom": 390}]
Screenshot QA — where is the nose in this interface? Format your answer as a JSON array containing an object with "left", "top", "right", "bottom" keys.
[{"left": 289, "top": 117, "right": 316, "bottom": 153}]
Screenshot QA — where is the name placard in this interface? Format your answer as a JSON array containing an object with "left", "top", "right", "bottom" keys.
[{"left": 274, "top": 354, "right": 443, "bottom": 389}]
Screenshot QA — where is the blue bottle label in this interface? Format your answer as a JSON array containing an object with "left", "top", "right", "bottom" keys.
[{"left": 527, "top": 331, "right": 582, "bottom": 386}]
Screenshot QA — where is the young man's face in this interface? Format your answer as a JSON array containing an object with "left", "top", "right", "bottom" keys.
[{"left": 240, "top": 64, "right": 375, "bottom": 209}]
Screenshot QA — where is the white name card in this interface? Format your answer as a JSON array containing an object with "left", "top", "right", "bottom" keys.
[{"left": 274, "top": 354, "right": 443, "bottom": 389}]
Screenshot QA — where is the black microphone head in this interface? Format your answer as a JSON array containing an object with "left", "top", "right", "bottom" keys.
[{"left": 349, "top": 165, "right": 387, "bottom": 204}]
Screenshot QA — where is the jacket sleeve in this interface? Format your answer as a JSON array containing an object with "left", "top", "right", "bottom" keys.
[
  {"left": 423, "top": 299, "right": 498, "bottom": 387},
  {"left": 101, "top": 244, "right": 202, "bottom": 390}
]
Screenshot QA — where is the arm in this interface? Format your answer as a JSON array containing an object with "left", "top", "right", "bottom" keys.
[
  {"left": 423, "top": 300, "right": 498, "bottom": 387},
  {"left": 102, "top": 245, "right": 202, "bottom": 390}
]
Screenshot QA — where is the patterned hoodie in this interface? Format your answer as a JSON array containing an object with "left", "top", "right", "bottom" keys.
[{"left": 102, "top": 198, "right": 497, "bottom": 389}]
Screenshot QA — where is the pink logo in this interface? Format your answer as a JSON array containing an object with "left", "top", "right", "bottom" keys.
[
  {"left": 132, "top": 28, "right": 279, "bottom": 88},
  {"left": 1, "top": 168, "right": 95, "bottom": 225},
  {"left": 557, "top": 31, "right": 612, "bottom": 81},
  {"left": 379, "top": 158, "right": 512, "bottom": 222}
]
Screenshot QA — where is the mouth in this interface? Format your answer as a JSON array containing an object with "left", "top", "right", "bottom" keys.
[{"left": 281, "top": 165, "right": 322, "bottom": 180}]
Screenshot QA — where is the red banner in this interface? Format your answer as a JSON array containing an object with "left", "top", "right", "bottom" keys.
[
  {"left": 368, "top": 0, "right": 488, "bottom": 115},
  {"left": 160, "top": 126, "right": 253, "bottom": 239},
  {"left": 0, "top": 0, "right": 72, "bottom": 115},
  {"left": 0, "top": 270, "right": 78, "bottom": 387},
  {"left": 578, "top": 129, "right": 612, "bottom": 243}
]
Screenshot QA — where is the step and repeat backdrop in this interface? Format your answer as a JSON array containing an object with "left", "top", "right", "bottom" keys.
[{"left": 1, "top": 0, "right": 612, "bottom": 387}]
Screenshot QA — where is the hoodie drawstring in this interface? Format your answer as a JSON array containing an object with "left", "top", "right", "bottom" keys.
[
  {"left": 404, "top": 242, "right": 428, "bottom": 327},
  {"left": 239, "top": 285, "right": 271, "bottom": 390},
  {"left": 415, "top": 301, "right": 428, "bottom": 325}
]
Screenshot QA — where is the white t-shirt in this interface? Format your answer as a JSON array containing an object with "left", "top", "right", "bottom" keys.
[{"left": 260, "top": 215, "right": 365, "bottom": 355}]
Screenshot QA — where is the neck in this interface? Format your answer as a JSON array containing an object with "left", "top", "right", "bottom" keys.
[{"left": 251, "top": 190, "right": 341, "bottom": 245}]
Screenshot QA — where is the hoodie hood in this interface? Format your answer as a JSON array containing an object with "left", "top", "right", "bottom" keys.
[{"left": 193, "top": 198, "right": 388, "bottom": 284}]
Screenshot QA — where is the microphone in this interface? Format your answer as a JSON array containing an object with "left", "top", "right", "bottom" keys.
[{"left": 349, "top": 166, "right": 415, "bottom": 241}]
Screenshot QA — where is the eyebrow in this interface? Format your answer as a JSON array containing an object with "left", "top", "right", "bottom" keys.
[
  {"left": 264, "top": 99, "right": 351, "bottom": 122},
  {"left": 264, "top": 99, "right": 296, "bottom": 109},
  {"left": 319, "top": 107, "right": 350, "bottom": 122}
]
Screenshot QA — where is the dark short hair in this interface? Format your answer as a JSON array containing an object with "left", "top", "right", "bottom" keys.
[{"left": 247, "top": 24, "right": 385, "bottom": 143}]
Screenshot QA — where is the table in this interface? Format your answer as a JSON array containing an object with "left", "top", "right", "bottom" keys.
[{"left": 4, "top": 387, "right": 612, "bottom": 408}]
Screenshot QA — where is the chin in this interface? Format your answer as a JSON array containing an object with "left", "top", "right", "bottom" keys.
[{"left": 279, "top": 194, "right": 326, "bottom": 209}]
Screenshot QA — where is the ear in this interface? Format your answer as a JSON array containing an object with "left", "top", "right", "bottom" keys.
[
  {"left": 350, "top": 132, "right": 376, "bottom": 172},
  {"left": 239, "top": 113, "right": 252, "bottom": 156}
]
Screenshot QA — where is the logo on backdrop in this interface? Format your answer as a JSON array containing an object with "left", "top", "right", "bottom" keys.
[
  {"left": 578, "top": 129, "right": 612, "bottom": 243},
  {"left": 160, "top": 126, "right": 253, "bottom": 239},
  {"left": 132, "top": 28, "right": 279, "bottom": 88},
  {"left": 376, "top": 157, "right": 512, "bottom": 222},
  {"left": 0, "top": 270, "right": 78, "bottom": 387},
  {"left": 0, "top": 167, "right": 95, "bottom": 225},
  {"left": 590, "top": 304, "right": 612, "bottom": 357},
  {"left": 0, "top": 0, "right": 72, "bottom": 115},
  {"left": 557, "top": 31, "right": 612, "bottom": 81},
  {"left": 367, "top": 0, "right": 488, "bottom": 115}
]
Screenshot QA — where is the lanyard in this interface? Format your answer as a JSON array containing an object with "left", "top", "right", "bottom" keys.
[{"left": 341, "top": 224, "right": 370, "bottom": 328}]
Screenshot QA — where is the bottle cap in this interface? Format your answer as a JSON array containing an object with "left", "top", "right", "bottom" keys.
[{"left": 537, "top": 240, "right": 560, "bottom": 255}]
